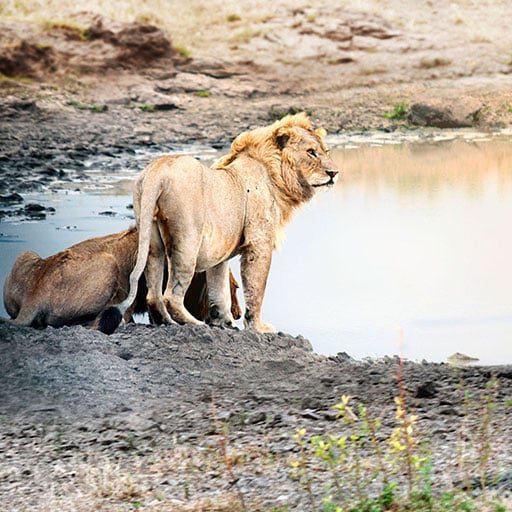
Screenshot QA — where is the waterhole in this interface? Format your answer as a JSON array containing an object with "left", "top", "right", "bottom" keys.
[{"left": 1, "top": 131, "right": 511, "bottom": 364}]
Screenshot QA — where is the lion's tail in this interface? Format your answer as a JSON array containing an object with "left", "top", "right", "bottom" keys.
[{"left": 98, "top": 173, "right": 161, "bottom": 335}]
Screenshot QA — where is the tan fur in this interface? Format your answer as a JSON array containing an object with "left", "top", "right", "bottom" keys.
[
  {"left": 116, "top": 113, "right": 338, "bottom": 333},
  {"left": 3, "top": 228, "right": 241, "bottom": 330}
]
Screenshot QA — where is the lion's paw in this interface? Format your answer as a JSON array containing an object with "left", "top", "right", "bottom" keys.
[{"left": 256, "top": 322, "right": 276, "bottom": 334}]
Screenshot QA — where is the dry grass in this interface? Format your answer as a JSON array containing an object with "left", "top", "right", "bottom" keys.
[
  {"left": 15, "top": 441, "right": 277, "bottom": 512},
  {"left": 0, "top": 0, "right": 316, "bottom": 53},
  {"left": 359, "top": 65, "right": 387, "bottom": 75},
  {"left": 418, "top": 57, "right": 452, "bottom": 69}
]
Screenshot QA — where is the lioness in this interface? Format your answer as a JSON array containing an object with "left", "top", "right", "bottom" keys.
[
  {"left": 100, "top": 113, "right": 338, "bottom": 333},
  {"left": 3, "top": 227, "right": 241, "bottom": 333}
]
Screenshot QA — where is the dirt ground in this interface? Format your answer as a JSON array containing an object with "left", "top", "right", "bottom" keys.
[
  {"left": 0, "top": 321, "right": 511, "bottom": 510},
  {"left": 1, "top": 1, "right": 512, "bottom": 509}
]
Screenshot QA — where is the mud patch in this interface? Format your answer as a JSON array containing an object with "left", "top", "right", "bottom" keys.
[
  {"left": 0, "top": 40, "right": 56, "bottom": 78},
  {"left": 0, "top": 14, "right": 180, "bottom": 78}
]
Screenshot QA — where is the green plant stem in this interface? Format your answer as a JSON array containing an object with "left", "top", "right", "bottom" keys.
[{"left": 396, "top": 356, "right": 412, "bottom": 499}]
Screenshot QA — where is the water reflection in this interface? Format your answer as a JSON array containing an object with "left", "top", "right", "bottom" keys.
[
  {"left": 330, "top": 137, "right": 512, "bottom": 198},
  {"left": 263, "top": 135, "right": 512, "bottom": 364}
]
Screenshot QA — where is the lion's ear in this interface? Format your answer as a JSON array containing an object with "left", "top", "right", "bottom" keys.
[
  {"left": 275, "top": 129, "right": 290, "bottom": 150},
  {"left": 315, "top": 127, "right": 327, "bottom": 139}
]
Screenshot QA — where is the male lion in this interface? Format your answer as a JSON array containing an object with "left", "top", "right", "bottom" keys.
[
  {"left": 3, "top": 227, "right": 241, "bottom": 333},
  {"left": 100, "top": 113, "right": 338, "bottom": 333}
]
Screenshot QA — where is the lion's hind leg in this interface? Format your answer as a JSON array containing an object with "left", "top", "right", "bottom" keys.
[
  {"left": 146, "top": 223, "right": 174, "bottom": 325},
  {"left": 11, "top": 303, "right": 42, "bottom": 327},
  {"left": 206, "top": 261, "right": 235, "bottom": 328},
  {"left": 161, "top": 230, "right": 204, "bottom": 326}
]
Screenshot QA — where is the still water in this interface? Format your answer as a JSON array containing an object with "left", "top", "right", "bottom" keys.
[{"left": 1, "top": 132, "right": 512, "bottom": 364}]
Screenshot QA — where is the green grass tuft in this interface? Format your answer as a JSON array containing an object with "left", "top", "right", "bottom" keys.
[
  {"left": 195, "top": 90, "right": 210, "bottom": 97},
  {"left": 175, "top": 44, "right": 191, "bottom": 59},
  {"left": 67, "top": 100, "right": 107, "bottom": 112},
  {"left": 42, "top": 18, "right": 91, "bottom": 40},
  {"left": 138, "top": 103, "right": 156, "bottom": 112},
  {"left": 383, "top": 102, "right": 408, "bottom": 120}
]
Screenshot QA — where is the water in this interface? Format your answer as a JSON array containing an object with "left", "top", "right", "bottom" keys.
[{"left": 2, "top": 132, "right": 512, "bottom": 364}]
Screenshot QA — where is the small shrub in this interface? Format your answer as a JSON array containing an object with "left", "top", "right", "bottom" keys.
[
  {"left": 90, "top": 103, "right": 108, "bottom": 112},
  {"left": 290, "top": 372, "right": 508, "bottom": 512},
  {"left": 14, "top": 76, "right": 33, "bottom": 84},
  {"left": 138, "top": 103, "right": 155, "bottom": 112},
  {"left": 195, "top": 90, "right": 210, "bottom": 98},
  {"left": 227, "top": 14, "right": 241, "bottom": 22},
  {"left": 383, "top": 102, "right": 407, "bottom": 120},
  {"left": 175, "top": 44, "right": 191, "bottom": 59},
  {"left": 232, "top": 28, "right": 259, "bottom": 43},
  {"left": 67, "top": 100, "right": 107, "bottom": 112}
]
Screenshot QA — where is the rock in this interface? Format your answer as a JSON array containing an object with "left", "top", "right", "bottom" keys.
[
  {"left": 129, "top": 86, "right": 182, "bottom": 111},
  {"left": 180, "top": 58, "right": 244, "bottom": 79},
  {"left": 24, "top": 203, "right": 46, "bottom": 212},
  {"left": 301, "top": 396, "right": 323, "bottom": 410},
  {"left": 415, "top": 381, "right": 437, "bottom": 399},
  {"left": 269, "top": 443, "right": 296, "bottom": 454},
  {"left": 245, "top": 411, "right": 267, "bottom": 424},
  {"left": 117, "top": 350, "right": 133, "bottom": 361},
  {"left": 335, "top": 351, "right": 354, "bottom": 361},
  {"left": 216, "top": 410, "right": 231, "bottom": 422},
  {"left": 4, "top": 100, "right": 40, "bottom": 114},
  {"left": 438, "top": 405, "right": 462, "bottom": 416},
  {"left": 155, "top": 72, "right": 213, "bottom": 94},
  {"left": 111, "top": 413, "right": 158, "bottom": 432},
  {"left": 0, "top": 193, "right": 23, "bottom": 205},
  {"left": 407, "top": 98, "right": 482, "bottom": 128},
  {"left": 97, "top": 431, "right": 122, "bottom": 445},
  {"left": 484, "top": 366, "right": 512, "bottom": 379},
  {"left": 322, "top": 410, "right": 339, "bottom": 421},
  {"left": 300, "top": 409, "right": 322, "bottom": 420},
  {"left": 350, "top": 20, "right": 399, "bottom": 39},
  {"left": 113, "top": 23, "right": 173, "bottom": 65}
]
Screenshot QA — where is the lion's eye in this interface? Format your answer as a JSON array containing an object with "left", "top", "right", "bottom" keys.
[{"left": 307, "top": 149, "right": 317, "bottom": 158}]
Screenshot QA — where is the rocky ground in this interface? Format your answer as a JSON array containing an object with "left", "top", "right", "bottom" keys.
[{"left": 0, "top": 321, "right": 511, "bottom": 510}]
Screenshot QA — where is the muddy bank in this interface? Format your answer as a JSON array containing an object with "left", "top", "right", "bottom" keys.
[
  {"left": 1, "top": 4, "right": 512, "bottom": 201},
  {"left": 2, "top": 81, "right": 511, "bottom": 202},
  {"left": 0, "top": 322, "right": 511, "bottom": 510}
]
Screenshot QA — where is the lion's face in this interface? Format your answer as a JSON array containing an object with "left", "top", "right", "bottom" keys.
[{"left": 276, "top": 126, "right": 339, "bottom": 201}]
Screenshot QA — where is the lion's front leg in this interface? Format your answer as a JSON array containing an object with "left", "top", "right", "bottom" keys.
[
  {"left": 206, "top": 261, "right": 235, "bottom": 328},
  {"left": 241, "top": 244, "right": 275, "bottom": 333}
]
